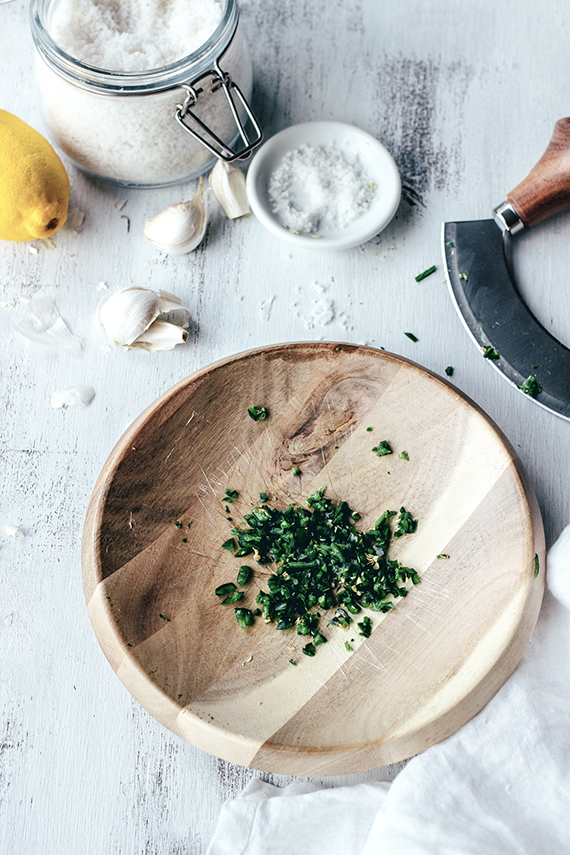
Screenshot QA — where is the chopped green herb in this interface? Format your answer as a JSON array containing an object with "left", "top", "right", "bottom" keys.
[
  {"left": 253, "top": 608, "right": 262, "bottom": 616},
  {"left": 259, "top": 492, "right": 269, "bottom": 501},
  {"left": 215, "top": 582, "right": 237, "bottom": 597},
  {"left": 447, "top": 240, "right": 455, "bottom": 248},
  {"left": 303, "top": 642, "right": 316, "bottom": 657},
  {"left": 334, "top": 345, "right": 341, "bottom": 352},
  {"left": 437, "top": 554, "right": 450, "bottom": 560},
  {"left": 344, "top": 640, "right": 353, "bottom": 652},
  {"left": 174, "top": 521, "right": 182, "bottom": 528},
  {"left": 519, "top": 375, "right": 542, "bottom": 398},
  {"left": 182, "top": 537, "right": 187, "bottom": 542},
  {"left": 222, "top": 591, "right": 244, "bottom": 604},
  {"left": 219, "top": 488, "right": 420, "bottom": 659},
  {"left": 532, "top": 363, "right": 538, "bottom": 369},
  {"left": 289, "top": 658, "right": 297, "bottom": 665},
  {"left": 366, "top": 427, "right": 373, "bottom": 432},
  {"left": 394, "top": 507, "right": 418, "bottom": 538},
  {"left": 159, "top": 613, "right": 171, "bottom": 622},
  {"left": 221, "top": 537, "right": 237, "bottom": 551},
  {"left": 237, "top": 565, "right": 253, "bottom": 586},
  {"left": 188, "top": 521, "right": 192, "bottom": 528},
  {"left": 399, "top": 451, "right": 409, "bottom": 461},
  {"left": 248, "top": 405, "right": 269, "bottom": 421},
  {"left": 235, "top": 608, "right": 254, "bottom": 628},
  {"left": 350, "top": 511, "right": 361, "bottom": 521},
  {"left": 534, "top": 554, "right": 540, "bottom": 577},
  {"left": 404, "top": 332, "right": 419, "bottom": 342},
  {"left": 482, "top": 345, "right": 500, "bottom": 360},
  {"left": 459, "top": 272, "right": 468, "bottom": 280},
  {"left": 292, "top": 466, "right": 302, "bottom": 476},
  {"left": 372, "top": 440, "right": 393, "bottom": 457},
  {"left": 357, "top": 616, "right": 372, "bottom": 638},
  {"left": 415, "top": 264, "right": 437, "bottom": 282},
  {"left": 445, "top": 366, "right": 454, "bottom": 376}
]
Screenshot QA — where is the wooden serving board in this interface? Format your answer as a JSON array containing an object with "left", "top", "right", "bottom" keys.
[{"left": 82, "top": 343, "right": 545, "bottom": 775}]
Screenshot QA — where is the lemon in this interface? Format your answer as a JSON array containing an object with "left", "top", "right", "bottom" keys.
[{"left": 0, "top": 109, "right": 70, "bottom": 242}]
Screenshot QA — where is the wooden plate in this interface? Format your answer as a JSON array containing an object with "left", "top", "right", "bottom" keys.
[{"left": 82, "top": 343, "right": 544, "bottom": 775}]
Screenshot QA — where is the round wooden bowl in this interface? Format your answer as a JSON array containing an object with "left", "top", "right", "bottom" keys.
[{"left": 82, "top": 343, "right": 544, "bottom": 775}]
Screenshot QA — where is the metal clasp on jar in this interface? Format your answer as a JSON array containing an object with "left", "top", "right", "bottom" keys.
[{"left": 175, "top": 58, "right": 262, "bottom": 161}]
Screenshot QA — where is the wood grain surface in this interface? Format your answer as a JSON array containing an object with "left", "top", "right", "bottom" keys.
[{"left": 83, "top": 343, "right": 545, "bottom": 774}]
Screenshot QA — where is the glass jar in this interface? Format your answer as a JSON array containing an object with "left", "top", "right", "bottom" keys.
[{"left": 29, "top": 0, "right": 260, "bottom": 187}]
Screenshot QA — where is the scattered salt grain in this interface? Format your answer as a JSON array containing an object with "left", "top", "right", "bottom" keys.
[
  {"left": 4, "top": 614, "right": 14, "bottom": 627},
  {"left": 268, "top": 144, "right": 375, "bottom": 235},
  {"left": 28, "top": 246, "right": 39, "bottom": 255}
]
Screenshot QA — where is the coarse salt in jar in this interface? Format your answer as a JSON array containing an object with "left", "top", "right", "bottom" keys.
[{"left": 29, "top": 0, "right": 260, "bottom": 187}]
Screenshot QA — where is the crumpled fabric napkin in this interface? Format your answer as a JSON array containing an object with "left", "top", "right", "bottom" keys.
[{"left": 207, "top": 525, "right": 570, "bottom": 855}]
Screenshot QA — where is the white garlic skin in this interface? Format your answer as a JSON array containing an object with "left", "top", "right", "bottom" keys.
[
  {"left": 209, "top": 159, "right": 250, "bottom": 219},
  {"left": 99, "top": 286, "right": 189, "bottom": 351},
  {"left": 144, "top": 176, "right": 208, "bottom": 255},
  {"left": 51, "top": 385, "right": 96, "bottom": 409}
]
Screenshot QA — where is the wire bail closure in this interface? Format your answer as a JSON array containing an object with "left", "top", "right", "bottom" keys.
[{"left": 175, "top": 58, "right": 262, "bottom": 162}]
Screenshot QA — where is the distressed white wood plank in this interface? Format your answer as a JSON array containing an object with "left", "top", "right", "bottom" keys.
[{"left": 1, "top": 0, "right": 570, "bottom": 851}]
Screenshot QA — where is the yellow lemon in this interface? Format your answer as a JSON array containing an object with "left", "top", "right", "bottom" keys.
[{"left": 0, "top": 109, "right": 70, "bottom": 242}]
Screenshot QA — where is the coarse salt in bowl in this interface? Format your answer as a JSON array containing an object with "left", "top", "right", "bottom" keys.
[{"left": 246, "top": 121, "right": 401, "bottom": 250}]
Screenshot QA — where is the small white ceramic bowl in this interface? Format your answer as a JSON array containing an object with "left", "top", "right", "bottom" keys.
[{"left": 245, "top": 121, "right": 401, "bottom": 251}]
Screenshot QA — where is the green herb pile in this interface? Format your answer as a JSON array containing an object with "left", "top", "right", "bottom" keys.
[{"left": 216, "top": 488, "right": 420, "bottom": 657}]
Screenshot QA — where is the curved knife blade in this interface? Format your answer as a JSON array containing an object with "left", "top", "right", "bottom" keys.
[{"left": 443, "top": 218, "right": 570, "bottom": 421}]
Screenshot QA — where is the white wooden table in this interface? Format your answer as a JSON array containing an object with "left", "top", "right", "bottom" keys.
[{"left": 1, "top": 1, "right": 570, "bottom": 851}]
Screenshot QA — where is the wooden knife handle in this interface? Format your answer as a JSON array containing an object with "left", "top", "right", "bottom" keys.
[{"left": 506, "top": 117, "right": 570, "bottom": 228}]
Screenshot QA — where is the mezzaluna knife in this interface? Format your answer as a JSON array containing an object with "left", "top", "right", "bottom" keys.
[{"left": 443, "top": 117, "right": 570, "bottom": 421}]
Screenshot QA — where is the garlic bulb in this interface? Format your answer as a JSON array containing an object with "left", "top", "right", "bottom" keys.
[
  {"left": 99, "top": 286, "right": 189, "bottom": 351},
  {"left": 209, "top": 159, "right": 250, "bottom": 219},
  {"left": 144, "top": 177, "right": 208, "bottom": 254}
]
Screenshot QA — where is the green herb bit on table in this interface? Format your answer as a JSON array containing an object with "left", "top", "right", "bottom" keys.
[
  {"left": 357, "top": 616, "right": 372, "bottom": 638},
  {"left": 159, "top": 613, "right": 171, "bottom": 622},
  {"left": 394, "top": 507, "right": 418, "bottom": 538},
  {"left": 292, "top": 466, "right": 302, "bottom": 476},
  {"left": 218, "top": 487, "right": 420, "bottom": 656},
  {"left": 482, "top": 345, "right": 500, "bottom": 360},
  {"left": 372, "top": 440, "right": 393, "bottom": 457},
  {"left": 415, "top": 264, "right": 437, "bottom": 282},
  {"left": 399, "top": 451, "right": 409, "bottom": 461},
  {"left": 519, "top": 375, "right": 542, "bottom": 398},
  {"left": 534, "top": 553, "right": 540, "bottom": 577},
  {"left": 237, "top": 565, "right": 253, "bottom": 586},
  {"left": 248, "top": 405, "right": 269, "bottom": 421},
  {"left": 445, "top": 366, "right": 454, "bottom": 377},
  {"left": 404, "top": 332, "right": 419, "bottom": 342},
  {"left": 222, "top": 591, "right": 244, "bottom": 604},
  {"left": 235, "top": 608, "right": 254, "bottom": 628},
  {"left": 437, "top": 553, "right": 450, "bottom": 560},
  {"left": 215, "top": 582, "right": 237, "bottom": 597}
]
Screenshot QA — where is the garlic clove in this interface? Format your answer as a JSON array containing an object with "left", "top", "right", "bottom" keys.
[
  {"left": 209, "top": 159, "right": 250, "bottom": 219},
  {"left": 144, "top": 176, "right": 208, "bottom": 254},
  {"left": 98, "top": 285, "right": 190, "bottom": 350},
  {"left": 99, "top": 286, "right": 162, "bottom": 346},
  {"left": 127, "top": 319, "right": 188, "bottom": 351}
]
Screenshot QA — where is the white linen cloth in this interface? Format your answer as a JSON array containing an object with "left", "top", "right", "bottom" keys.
[{"left": 207, "top": 526, "right": 570, "bottom": 855}]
